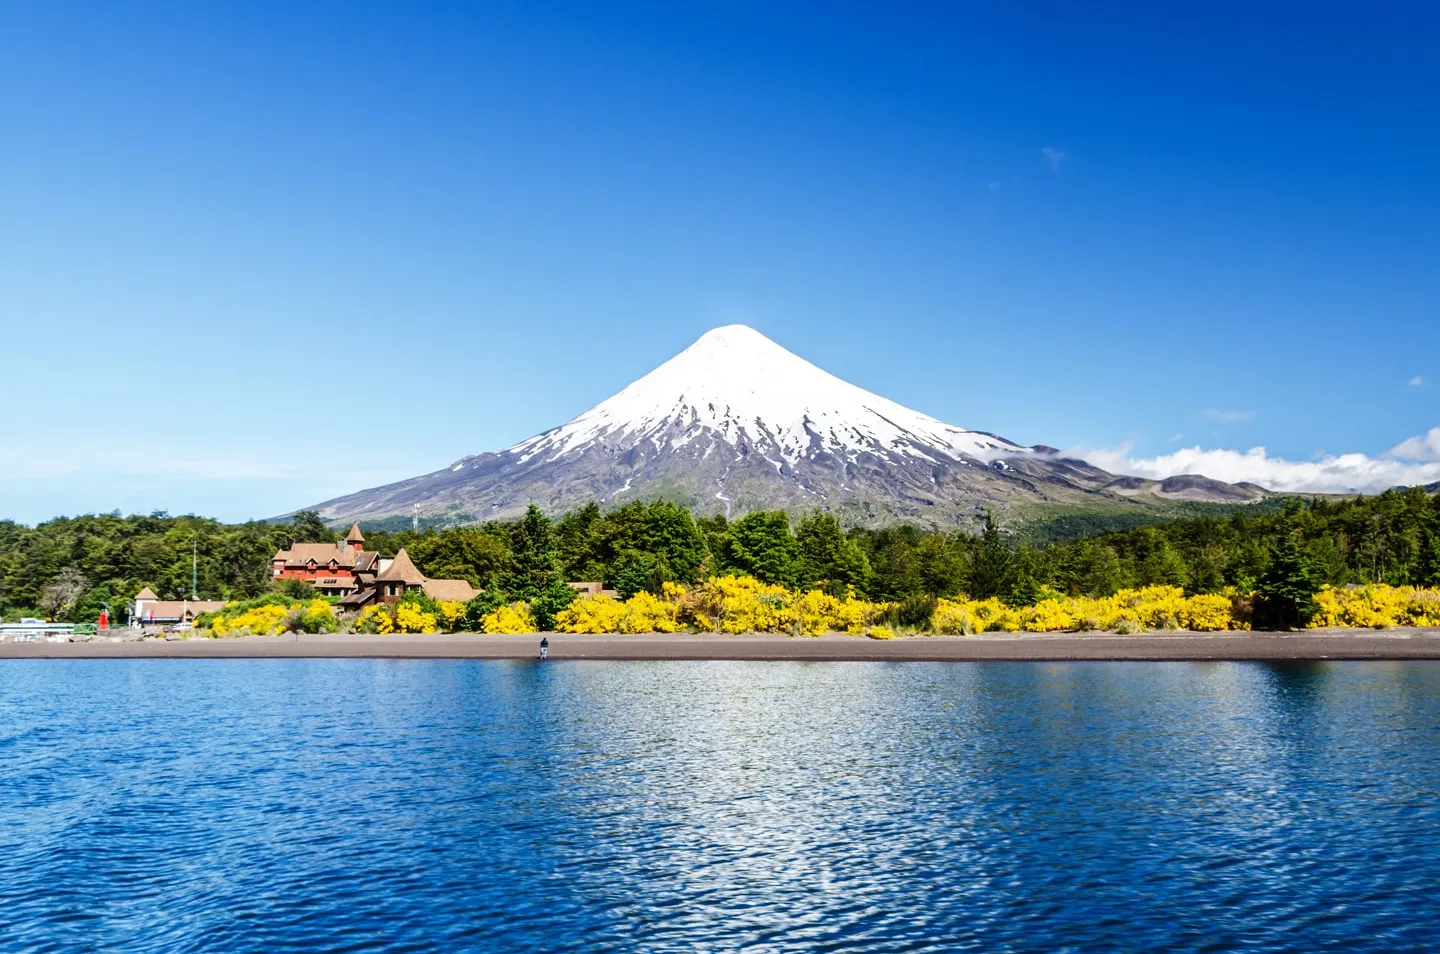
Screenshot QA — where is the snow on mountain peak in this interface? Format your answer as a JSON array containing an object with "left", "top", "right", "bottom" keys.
[{"left": 505, "top": 325, "right": 1024, "bottom": 465}]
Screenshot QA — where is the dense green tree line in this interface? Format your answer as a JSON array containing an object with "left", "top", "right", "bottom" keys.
[
  {"left": 0, "top": 511, "right": 334, "bottom": 622},
  {"left": 4, "top": 489, "right": 1437, "bottom": 627}
]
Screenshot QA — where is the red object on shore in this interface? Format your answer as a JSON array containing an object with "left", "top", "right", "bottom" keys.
[{"left": 98, "top": 609, "right": 108, "bottom": 631}]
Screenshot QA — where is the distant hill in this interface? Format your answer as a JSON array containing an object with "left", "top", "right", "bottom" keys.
[{"left": 304, "top": 325, "right": 1270, "bottom": 528}]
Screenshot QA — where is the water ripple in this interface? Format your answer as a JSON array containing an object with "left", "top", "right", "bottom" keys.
[{"left": 1, "top": 660, "right": 1438, "bottom": 952}]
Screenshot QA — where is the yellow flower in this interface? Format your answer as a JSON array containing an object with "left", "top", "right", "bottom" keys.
[
  {"left": 395, "top": 603, "right": 438, "bottom": 633},
  {"left": 438, "top": 601, "right": 467, "bottom": 632},
  {"left": 482, "top": 603, "right": 536, "bottom": 634}
]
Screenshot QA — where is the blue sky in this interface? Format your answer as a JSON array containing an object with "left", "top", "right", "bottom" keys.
[{"left": 2, "top": 1, "right": 1437, "bottom": 523}]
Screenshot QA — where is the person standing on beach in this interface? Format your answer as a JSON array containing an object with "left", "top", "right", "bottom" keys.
[{"left": 539, "top": 636, "right": 549, "bottom": 660}]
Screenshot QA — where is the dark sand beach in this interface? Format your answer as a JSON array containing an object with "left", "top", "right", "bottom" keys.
[{"left": 3, "top": 630, "right": 1440, "bottom": 661}]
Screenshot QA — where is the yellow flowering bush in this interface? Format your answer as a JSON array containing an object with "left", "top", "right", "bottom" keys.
[
  {"left": 1021, "top": 599, "right": 1078, "bottom": 632},
  {"left": 555, "top": 595, "right": 628, "bottom": 633},
  {"left": 555, "top": 592, "right": 683, "bottom": 633},
  {"left": 1408, "top": 591, "right": 1440, "bottom": 627},
  {"left": 692, "top": 575, "right": 798, "bottom": 633},
  {"left": 792, "top": 590, "right": 835, "bottom": 636},
  {"left": 482, "top": 602, "right": 536, "bottom": 634},
  {"left": 868, "top": 625, "right": 895, "bottom": 640},
  {"left": 208, "top": 598, "right": 337, "bottom": 636},
  {"left": 395, "top": 602, "right": 438, "bottom": 634},
  {"left": 674, "top": 577, "right": 889, "bottom": 635},
  {"left": 551, "top": 578, "right": 890, "bottom": 636},
  {"left": 976, "top": 599, "right": 1022, "bottom": 632},
  {"left": 619, "top": 591, "right": 681, "bottom": 633},
  {"left": 930, "top": 586, "right": 1244, "bottom": 634},
  {"left": 358, "top": 604, "right": 394, "bottom": 634},
  {"left": 932, "top": 599, "right": 976, "bottom": 635},
  {"left": 211, "top": 604, "right": 289, "bottom": 636},
  {"left": 438, "top": 601, "right": 467, "bottom": 632},
  {"left": 1179, "top": 593, "right": 1239, "bottom": 632},
  {"left": 1309, "top": 585, "right": 1440, "bottom": 628}
]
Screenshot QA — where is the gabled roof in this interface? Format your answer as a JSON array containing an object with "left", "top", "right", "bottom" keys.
[
  {"left": 346, "top": 522, "right": 365, "bottom": 544},
  {"left": 135, "top": 586, "right": 158, "bottom": 601},
  {"left": 274, "top": 542, "right": 360, "bottom": 569},
  {"left": 375, "top": 548, "right": 427, "bottom": 585},
  {"left": 421, "top": 579, "right": 480, "bottom": 603}
]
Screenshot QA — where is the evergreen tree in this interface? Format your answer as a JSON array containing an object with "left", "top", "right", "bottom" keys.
[
  {"left": 555, "top": 502, "right": 603, "bottom": 581},
  {"left": 1415, "top": 525, "right": 1440, "bottom": 588},
  {"left": 1133, "top": 528, "right": 1190, "bottom": 588},
  {"left": 795, "top": 512, "right": 871, "bottom": 596},
  {"left": 282, "top": 510, "right": 332, "bottom": 545},
  {"left": 861, "top": 525, "right": 925, "bottom": 601},
  {"left": 613, "top": 550, "right": 667, "bottom": 599},
  {"left": 1254, "top": 532, "right": 1321, "bottom": 630},
  {"left": 502, "top": 505, "right": 562, "bottom": 599},
  {"left": 967, "top": 513, "right": 1010, "bottom": 600},
  {"left": 1002, "top": 543, "right": 1043, "bottom": 608},
  {"left": 916, "top": 532, "right": 968, "bottom": 598},
  {"left": 726, "top": 511, "right": 803, "bottom": 587},
  {"left": 530, "top": 578, "right": 579, "bottom": 631}
]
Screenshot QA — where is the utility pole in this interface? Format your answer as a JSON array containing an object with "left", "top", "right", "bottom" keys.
[{"left": 192, "top": 539, "right": 198, "bottom": 600}]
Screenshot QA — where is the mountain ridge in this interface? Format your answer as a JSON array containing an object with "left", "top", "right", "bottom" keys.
[{"left": 306, "top": 326, "right": 1269, "bottom": 527}]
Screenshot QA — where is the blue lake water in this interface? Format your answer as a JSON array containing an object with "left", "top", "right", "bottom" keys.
[{"left": 2, "top": 660, "right": 1438, "bottom": 953}]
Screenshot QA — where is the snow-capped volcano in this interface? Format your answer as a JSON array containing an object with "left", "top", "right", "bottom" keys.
[
  {"left": 508, "top": 324, "right": 1024, "bottom": 467},
  {"left": 307, "top": 325, "right": 1266, "bottom": 527}
]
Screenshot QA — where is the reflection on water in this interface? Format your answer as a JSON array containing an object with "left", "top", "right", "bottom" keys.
[{"left": 2, "top": 660, "right": 1438, "bottom": 952}]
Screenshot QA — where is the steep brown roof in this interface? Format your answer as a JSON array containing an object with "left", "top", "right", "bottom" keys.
[
  {"left": 274, "top": 542, "right": 359, "bottom": 569},
  {"left": 346, "top": 522, "right": 365, "bottom": 544},
  {"left": 375, "top": 548, "right": 427, "bottom": 585},
  {"left": 421, "top": 579, "right": 480, "bottom": 603},
  {"left": 135, "top": 586, "right": 158, "bottom": 601},
  {"left": 337, "top": 587, "right": 376, "bottom": 607}
]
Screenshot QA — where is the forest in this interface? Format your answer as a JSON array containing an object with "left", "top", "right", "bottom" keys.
[{"left": 2, "top": 487, "right": 1437, "bottom": 629}]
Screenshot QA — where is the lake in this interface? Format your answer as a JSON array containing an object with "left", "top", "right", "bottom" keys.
[{"left": 2, "top": 660, "right": 1438, "bottom": 952}]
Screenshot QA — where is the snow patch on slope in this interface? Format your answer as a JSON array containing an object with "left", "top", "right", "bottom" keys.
[{"left": 504, "top": 325, "right": 1024, "bottom": 466}]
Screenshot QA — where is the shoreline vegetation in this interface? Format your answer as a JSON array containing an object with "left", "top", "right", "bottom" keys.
[
  {"left": 185, "top": 579, "right": 1440, "bottom": 639},
  {"left": 3, "top": 489, "right": 1438, "bottom": 638},
  {"left": 5, "top": 630, "right": 1440, "bottom": 662}
]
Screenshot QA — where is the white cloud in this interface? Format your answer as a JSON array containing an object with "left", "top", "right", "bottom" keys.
[
  {"left": 1169, "top": 432, "right": 1184, "bottom": 441},
  {"left": 1066, "top": 433, "right": 1440, "bottom": 493},
  {"left": 1041, "top": 146, "right": 1065, "bottom": 171},
  {"left": 1388, "top": 427, "right": 1440, "bottom": 462},
  {"left": 1411, "top": 376, "right": 1426, "bottom": 387},
  {"left": 1202, "top": 408, "right": 1256, "bottom": 422}
]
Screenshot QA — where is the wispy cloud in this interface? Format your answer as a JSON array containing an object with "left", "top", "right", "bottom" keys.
[
  {"left": 1065, "top": 439, "right": 1440, "bottom": 493},
  {"left": 1411, "top": 375, "right": 1426, "bottom": 387},
  {"left": 1388, "top": 427, "right": 1440, "bottom": 462},
  {"left": 1041, "top": 146, "right": 1065, "bottom": 172},
  {"left": 1169, "top": 432, "right": 1184, "bottom": 441},
  {"left": 1061, "top": 426, "right": 1440, "bottom": 492},
  {"left": 1202, "top": 408, "right": 1256, "bottom": 423},
  {"left": 987, "top": 180, "right": 1003, "bottom": 192}
]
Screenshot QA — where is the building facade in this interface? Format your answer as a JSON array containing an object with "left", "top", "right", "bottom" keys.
[{"left": 271, "top": 523, "right": 380, "bottom": 598}]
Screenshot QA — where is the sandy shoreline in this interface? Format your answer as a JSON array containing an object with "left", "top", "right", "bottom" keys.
[{"left": 2, "top": 629, "right": 1440, "bottom": 661}]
